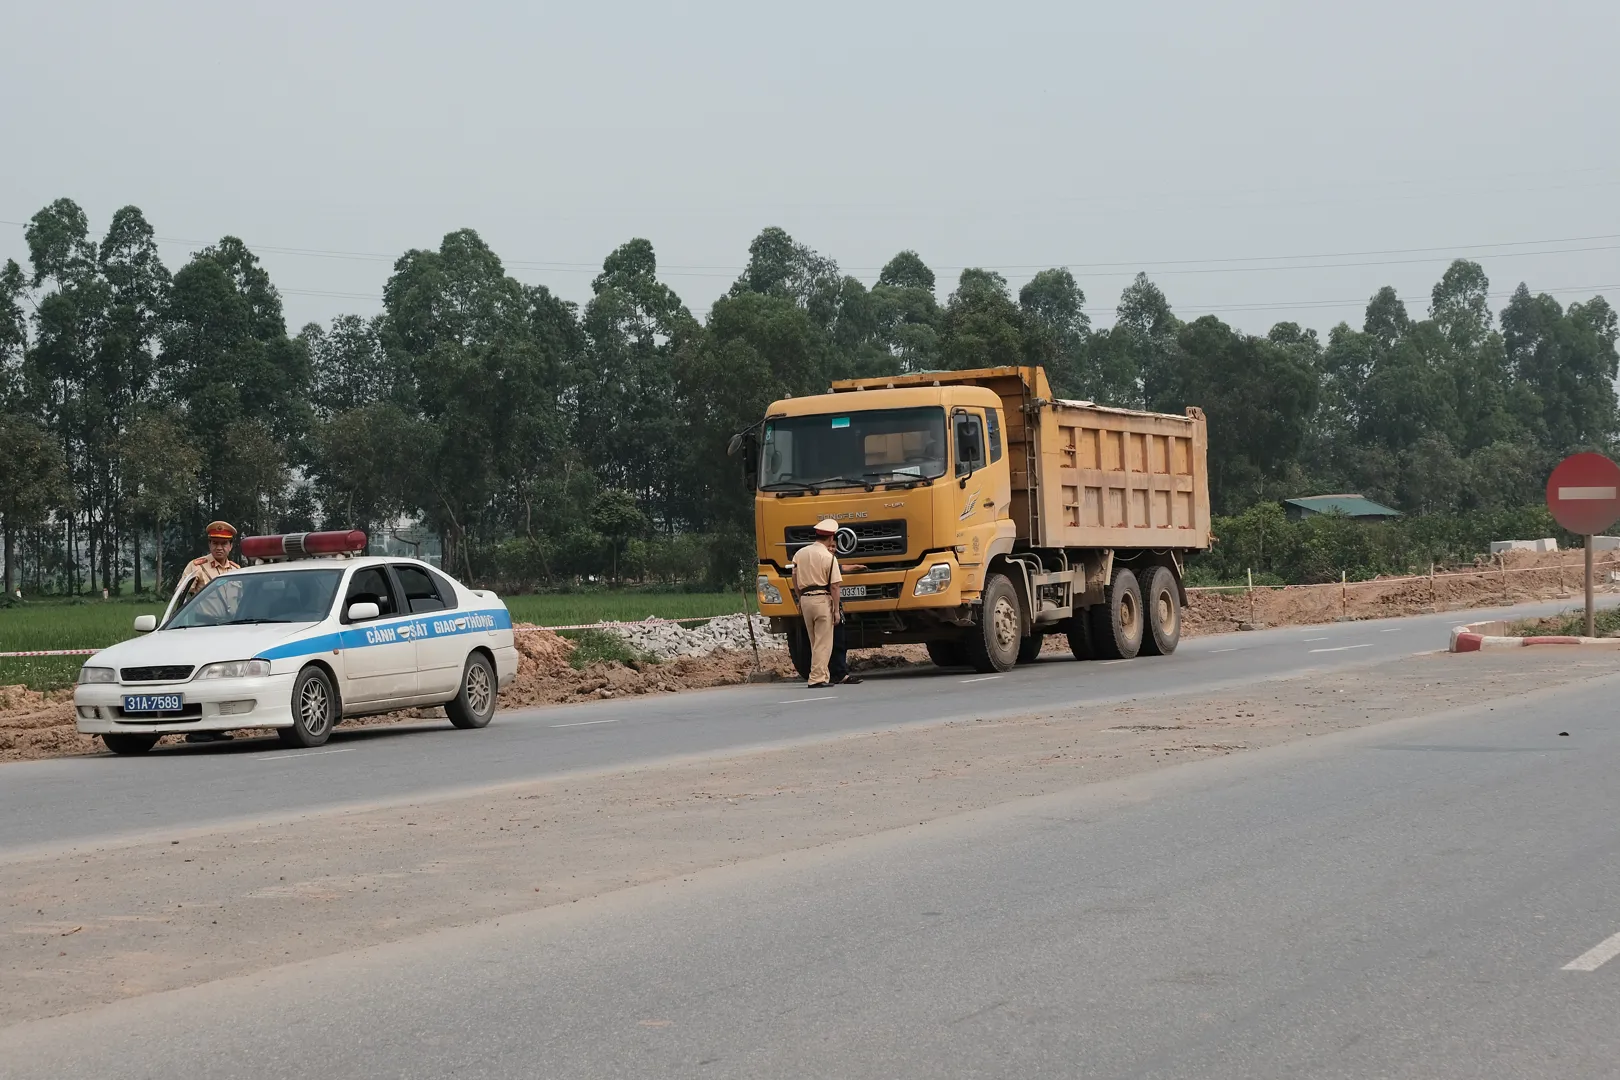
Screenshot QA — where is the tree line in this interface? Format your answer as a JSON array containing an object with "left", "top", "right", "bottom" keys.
[{"left": 1, "top": 198, "right": 1615, "bottom": 595}]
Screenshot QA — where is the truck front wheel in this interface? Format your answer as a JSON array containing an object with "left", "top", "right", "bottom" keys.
[
  {"left": 786, "top": 620, "right": 812, "bottom": 680},
  {"left": 1089, "top": 568, "right": 1144, "bottom": 661},
  {"left": 966, "top": 573, "right": 1023, "bottom": 673}
]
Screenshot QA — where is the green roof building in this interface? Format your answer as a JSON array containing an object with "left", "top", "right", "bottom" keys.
[{"left": 1283, "top": 494, "right": 1402, "bottom": 522}]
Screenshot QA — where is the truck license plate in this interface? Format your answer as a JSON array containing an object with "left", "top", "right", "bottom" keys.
[
  {"left": 123, "top": 694, "right": 182, "bottom": 714},
  {"left": 841, "top": 585, "right": 867, "bottom": 599}
]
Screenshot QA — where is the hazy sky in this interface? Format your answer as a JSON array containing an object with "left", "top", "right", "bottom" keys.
[{"left": 3, "top": 0, "right": 1617, "bottom": 335}]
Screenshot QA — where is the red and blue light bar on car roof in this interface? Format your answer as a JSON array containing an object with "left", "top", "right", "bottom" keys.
[{"left": 240, "top": 530, "right": 368, "bottom": 563}]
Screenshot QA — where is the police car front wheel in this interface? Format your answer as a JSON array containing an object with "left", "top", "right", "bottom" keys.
[
  {"left": 280, "top": 666, "right": 337, "bottom": 749},
  {"left": 446, "top": 653, "right": 497, "bottom": 730}
]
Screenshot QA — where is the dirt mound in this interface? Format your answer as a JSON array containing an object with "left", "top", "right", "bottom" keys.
[
  {"left": 0, "top": 685, "right": 88, "bottom": 762},
  {"left": 512, "top": 625, "right": 575, "bottom": 677}
]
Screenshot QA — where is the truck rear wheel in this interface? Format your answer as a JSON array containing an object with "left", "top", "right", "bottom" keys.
[
  {"left": 1017, "top": 634, "right": 1044, "bottom": 665},
  {"left": 1089, "top": 568, "right": 1144, "bottom": 661},
  {"left": 786, "top": 620, "right": 812, "bottom": 680},
  {"left": 1139, "top": 565, "right": 1182, "bottom": 656},
  {"left": 966, "top": 573, "right": 1023, "bottom": 673},
  {"left": 926, "top": 640, "right": 969, "bottom": 669}
]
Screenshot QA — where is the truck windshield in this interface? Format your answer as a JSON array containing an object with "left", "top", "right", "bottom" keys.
[
  {"left": 166, "top": 569, "right": 344, "bottom": 629},
  {"left": 761, "top": 407, "right": 948, "bottom": 488}
]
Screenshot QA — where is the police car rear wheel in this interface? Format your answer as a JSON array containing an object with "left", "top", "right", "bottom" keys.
[
  {"left": 447, "top": 653, "right": 496, "bottom": 730},
  {"left": 280, "top": 666, "right": 336, "bottom": 748}
]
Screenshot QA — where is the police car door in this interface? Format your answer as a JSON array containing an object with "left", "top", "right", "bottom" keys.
[
  {"left": 339, "top": 565, "right": 418, "bottom": 706},
  {"left": 392, "top": 563, "right": 459, "bottom": 697}
]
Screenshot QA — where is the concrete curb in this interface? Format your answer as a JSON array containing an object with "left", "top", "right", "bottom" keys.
[{"left": 1449, "top": 619, "right": 1618, "bottom": 652}]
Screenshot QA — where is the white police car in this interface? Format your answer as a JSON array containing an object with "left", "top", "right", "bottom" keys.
[{"left": 73, "top": 531, "right": 519, "bottom": 755}]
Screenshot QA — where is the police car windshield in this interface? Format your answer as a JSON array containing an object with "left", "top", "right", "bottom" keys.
[
  {"left": 761, "top": 407, "right": 947, "bottom": 488},
  {"left": 167, "top": 569, "right": 344, "bottom": 630}
]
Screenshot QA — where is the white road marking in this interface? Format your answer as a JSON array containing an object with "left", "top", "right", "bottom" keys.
[
  {"left": 1212, "top": 648, "right": 1238, "bottom": 654},
  {"left": 1100, "top": 659, "right": 1130, "bottom": 665},
  {"left": 550, "top": 718, "right": 621, "bottom": 728},
  {"left": 1310, "top": 644, "right": 1374, "bottom": 653},
  {"left": 1563, "top": 930, "right": 1620, "bottom": 971},
  {"left": 252, "top": 748, "right": 356, "bottom": 762},
  {"left": 1303, "top": 636, "right": 1329, "bottom": 642},
  {"left": 960, "top": 675, "right": 1003, "bottom": 683},
  {"left": 1380, "top": 628, "right": 1402, "bottom": 633},
  {"left": 779, "top": 695, "right": 838, "bottom": 704}
]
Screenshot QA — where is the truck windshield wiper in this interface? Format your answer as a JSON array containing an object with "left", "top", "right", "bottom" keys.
[
  {"left": 761, "top": 480, "right": 818, "bottom": 492},
  {"left": 863, "top": 470, "right": 930, "bottom": 485},
  {"left": 812, "top": 475, "right": 878, "bottom": 492}
]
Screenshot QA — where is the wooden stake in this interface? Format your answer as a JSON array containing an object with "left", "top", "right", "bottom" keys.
[
  {"left": 1499, "top": 552, "right": 1508, "bottom": 602},
  {"left": 1247, "top": 568, "right": 1255, "bottom": 625},
  {"left": 1429, "top": 562, "right": 1436, "bottom": 612},
  {"left": 742, "top": 581, "right": 762, "bottom": 672},
  {"left": 1341, "top": 570, "right": 1347, "bottom": 619}
]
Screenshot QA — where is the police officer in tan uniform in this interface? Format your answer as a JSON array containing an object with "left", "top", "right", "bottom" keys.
[
  {"left": 176, "top": 521, "right": 242, "bottom": 744},
  {"left": 792, "top": 519, "right": 843, "bottom": 688},
  {"left": 178, "top": 521, "right": 240, "bottom": 601}
]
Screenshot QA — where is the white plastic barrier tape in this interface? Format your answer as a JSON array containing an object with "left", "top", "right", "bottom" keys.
[{"left": 0, "top": 648, "right": 99, "bottom": 658}]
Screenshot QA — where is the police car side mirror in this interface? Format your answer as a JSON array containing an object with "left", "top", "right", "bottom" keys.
[
  {"left": 133, "top": 615, "right": 156, "bottom": 634},
  {"left": 347, "top": 601, "right": 381, "bottom": 622}
]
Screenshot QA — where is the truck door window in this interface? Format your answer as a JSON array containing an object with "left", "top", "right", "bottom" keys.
[
  {"left": 954, "top": 413, "right": 985, "bottom": 477},
  {"left": 986, "top": 408, "right": 1003, "bottom": 463}
]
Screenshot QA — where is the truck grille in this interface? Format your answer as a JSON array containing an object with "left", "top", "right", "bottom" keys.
[
  {"left": 120, "top": 665, "right": 194, "bottom": 683},
  {"left": 785, "top": 520, "right": 908, "bottom": 559}
]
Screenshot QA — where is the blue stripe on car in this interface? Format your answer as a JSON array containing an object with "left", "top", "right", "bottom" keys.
[{"left": 257, "top": 608, "right": 513, "bottom": 662}]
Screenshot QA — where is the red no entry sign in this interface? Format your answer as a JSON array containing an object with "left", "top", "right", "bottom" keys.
[{"left": 1547, "top": 452, "right": 1620, "bottom": 535}]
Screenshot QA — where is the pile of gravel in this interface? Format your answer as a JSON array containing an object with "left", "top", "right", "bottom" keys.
[{"left": 609, "top": 613, "right": 786, "bottom": 660}]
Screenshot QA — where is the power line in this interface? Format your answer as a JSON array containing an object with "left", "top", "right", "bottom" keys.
[{"left": 3, "top": 218, "right": 1617, "bottom": 277}]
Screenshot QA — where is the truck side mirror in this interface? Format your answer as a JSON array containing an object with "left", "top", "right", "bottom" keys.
[
  {"left": 727, "top": 433, "right": 744, "bottom": 457},
  {"left": 955, "top": 417, "right": 984, "bottom": 483}
]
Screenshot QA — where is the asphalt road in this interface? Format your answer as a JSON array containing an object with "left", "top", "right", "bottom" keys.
[
  {"left": 4, "top": 621, "right": 1619, "bottom": 1078},
  {"left": 2, "top": 596, "right": 1611, "bottom": 855}
]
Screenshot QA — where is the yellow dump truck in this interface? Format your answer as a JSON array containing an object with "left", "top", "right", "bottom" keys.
[{"left": 742, "top": 366, "right": 1211, "bottom": 675}]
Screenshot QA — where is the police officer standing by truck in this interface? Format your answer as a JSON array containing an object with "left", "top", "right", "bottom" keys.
[{"left": 792, "top": 519, "right": 868, "bottom": 688}]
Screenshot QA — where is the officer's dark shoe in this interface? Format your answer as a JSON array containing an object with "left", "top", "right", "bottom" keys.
[
  {"left": 834, "top": 675, "right": 864, "bottom": 685},
  {"left": 806, "top": 682, "right": 833, "bottom": 689}
]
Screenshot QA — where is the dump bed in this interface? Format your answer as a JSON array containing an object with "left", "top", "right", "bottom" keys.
[{"left": 830, "top": 366, "right": 1211, "bottom": 551}]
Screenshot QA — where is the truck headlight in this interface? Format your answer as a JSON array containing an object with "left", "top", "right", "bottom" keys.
[
  {"left": 77, "top": 666, "right": 116, "bottom": 684},
  {"left": 757, "top": 575, "right": 783, "bottom": 605},
  {"left": 913, "top": 563, "right": 953, "bottom": 596},
  {"left": 196, "top": 659, "right": 271, "bottom": 680}
]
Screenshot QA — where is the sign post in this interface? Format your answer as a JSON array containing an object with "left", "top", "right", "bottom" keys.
[{"left": 1546, "top": 452, "right": 1620, "bottom": 637}]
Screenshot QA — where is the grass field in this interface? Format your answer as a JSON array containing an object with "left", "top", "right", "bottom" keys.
[{"left": 0, "top": 591, "right": 748, "bottom": 691}]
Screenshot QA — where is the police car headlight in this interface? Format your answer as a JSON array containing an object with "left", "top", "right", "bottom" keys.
[
  {"left": 77, "top": 666, "right": 116, "bottom": 685},
  {"left": 196, "top": 660, "right": 272, "bottom": 680},
  {"left": 913, "top": 563, "right": 953, "bottom": 596},
  {"left": 757, "top": 575, "right": 783, "bottom": 605}
]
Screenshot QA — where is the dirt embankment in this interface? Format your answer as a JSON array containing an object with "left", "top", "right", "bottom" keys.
[{"left": 1182, "top": 548, "right": 1616, "bottom": 636}]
